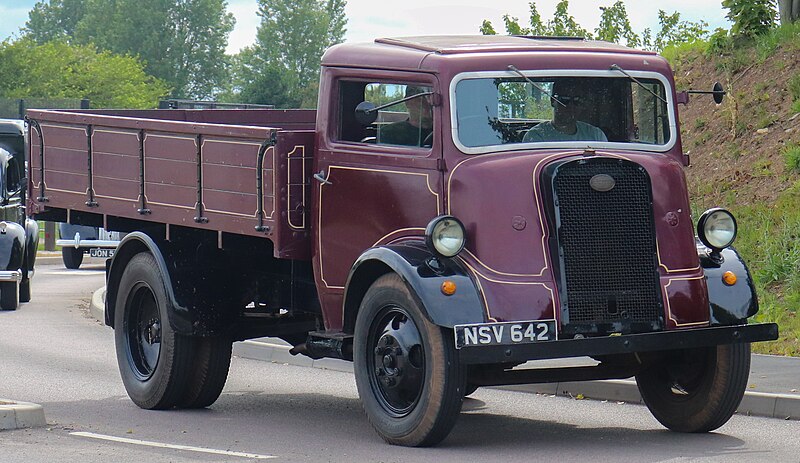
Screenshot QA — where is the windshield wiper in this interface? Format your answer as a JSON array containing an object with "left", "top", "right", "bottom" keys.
[
  {"left": 609, "top": 64, "right": 667, "bottom": 104},
  {"left": 506, "top": 65, "right": 566, "bottom": 108}
]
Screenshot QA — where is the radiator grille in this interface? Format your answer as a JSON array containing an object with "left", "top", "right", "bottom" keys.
[{"left": 552, "top": 158, "right": 662, "bottom": 330}]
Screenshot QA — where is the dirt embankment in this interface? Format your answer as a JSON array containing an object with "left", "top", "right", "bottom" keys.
[{"left": 671, "top": 44, "right": 800, "bottom": 208}]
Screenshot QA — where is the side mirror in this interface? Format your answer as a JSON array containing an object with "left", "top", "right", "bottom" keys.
[
  {"left": 711, "top": 82, "right": 725, "bottom": 104},
  {"left": 678, "top": 82, "right": 726, "bottom": 105},
  {"left": 355, "top": 101, "right": 378, "bottom": 125}
]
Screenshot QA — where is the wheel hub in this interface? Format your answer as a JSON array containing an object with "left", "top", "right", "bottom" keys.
[
  {"left": 145, "top": 319, "right": 161, "bottom": 345},
  {"left": 368, "top": 309, "right": 425, "bottom": 416}
]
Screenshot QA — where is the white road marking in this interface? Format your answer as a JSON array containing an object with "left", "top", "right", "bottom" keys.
[
  {"left": 41, "top": 269, "right": 105, "bottom": 276},
  {"left": 70, "top": 431, "right": 276, "bottom": 459}
]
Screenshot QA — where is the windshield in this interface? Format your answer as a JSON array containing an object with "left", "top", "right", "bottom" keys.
[{"left": 453, "top": 74, "right": 672, "bottom": 153}]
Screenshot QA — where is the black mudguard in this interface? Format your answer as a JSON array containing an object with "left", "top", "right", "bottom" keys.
[
  {"left": 343, "top": 241, "right": 486, "bottom": 332},
  {"left": 24, "top": 218, "right": 39, "bottom": 275},
  {"left": 105, "top": 232, "right": 194, "bottom": 334},
  {"left": 0, "top": 221, "right": 25, "bottom": 270},
  {"left": 699, "top": 244, "right": 758, "bottom": 325}
]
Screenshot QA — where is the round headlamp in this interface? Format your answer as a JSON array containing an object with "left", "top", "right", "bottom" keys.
[
  {"left": 425, "top": 215, "right": 466, "bottom": 258},
  {"left": 697, "top": 208, "right": 737, "bottom": 251}
]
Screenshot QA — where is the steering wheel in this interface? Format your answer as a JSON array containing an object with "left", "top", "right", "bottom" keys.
[{"left": 422, "top": 132, "right": 434, "bottom": 147}]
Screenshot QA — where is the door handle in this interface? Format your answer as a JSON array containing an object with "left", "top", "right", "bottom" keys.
[{"left": 313, "top": 170, "right": 332, "bottom": 185}]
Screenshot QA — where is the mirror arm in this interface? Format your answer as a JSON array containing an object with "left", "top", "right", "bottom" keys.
[{"left": 364, "top": 91, "right": 435, "bottom": 114}]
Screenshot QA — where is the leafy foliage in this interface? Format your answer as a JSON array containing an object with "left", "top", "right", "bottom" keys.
[
  {"left": 642, "top": 11, "right": 709, "bottom": 51},
  {"left": 24, "top": 0, "right": 234, "bottom": 99},
  {"left": 596, "top": 2, "right": 640, "bottom": 47},
  {"left": 481, "top": 1, "right": 707, "bottom": 51},
  {"left": 0, "top": 38, "right": 169, "bottom": 108},
  {"left": 722, "top": 0, "right": 778, "bottom": 37},
  {"left": 230, "top": 0, "right": 347, "bottom": 108}
]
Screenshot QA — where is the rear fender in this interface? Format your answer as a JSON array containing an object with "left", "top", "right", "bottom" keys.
[
  {"left": 105, "top": 232, "right": 193, "bottom": 334},
  {"left": 343, "top": 242, "right": 486, "bottom": 333},
  {"left": 700, "top": 244, "right": 758, "bottom": 325}
]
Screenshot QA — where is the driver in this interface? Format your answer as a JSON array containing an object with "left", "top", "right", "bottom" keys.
[
  {"left": 378, "top": 85, "right": 433, "bottom": 147},
  {"left": 523, "top": 79, "right": 607, "bottom": 143}
]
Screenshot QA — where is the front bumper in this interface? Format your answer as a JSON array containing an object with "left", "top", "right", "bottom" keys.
[
  {"left": 0, "top": 270, "right": 22, "bottom": 283},
  {"left": 458, "top": 323, "right": 778, "bottom": 365},
  {"left": 56, "top": 239, "right": 120, "bottom": 249}
]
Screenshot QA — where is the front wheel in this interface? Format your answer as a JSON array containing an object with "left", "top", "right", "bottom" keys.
[
  {"left": 62, "top": 247, "right": 84, "bottom": 269},
  {"left": 354, "top": 274, "right": 466, "bottom": 447},
  {"left": 636, "top": 343, "right": 751, "bottom": 433},
  {"left": 0, "top": 281, "right": 19, "bottom": 310}
]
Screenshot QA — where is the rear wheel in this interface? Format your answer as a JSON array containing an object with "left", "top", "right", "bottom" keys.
[
  {"left": 114, "top": 253, "right": 193, "bottom": 409},
  {"left": 354, "top": 273, "right": 465, "bottom": 447},
  {"left": 636, "top": 343, "right": 751, "bottom": 433},
  {"left": 0, "top": 281, "right": 19, "bottom": 310},
  {"left": 178, "top": 336, "right": 232, "bottom": 408},
  {"left": 62, "top": 247, "right": 84, "bottom": 269}
]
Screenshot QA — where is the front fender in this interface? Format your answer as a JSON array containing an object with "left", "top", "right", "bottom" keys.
[
  {"left": 700, "top": 244, "right": 758, "bottom": 325},
  {"left": 24, "top": 218, "right": 39, "bottom": 274},
  {"left": 343, "top": 242, "right": 486, "bottom": 332},
  {"left": 0, "top": 221, "right": 25, "bottom": 270}
]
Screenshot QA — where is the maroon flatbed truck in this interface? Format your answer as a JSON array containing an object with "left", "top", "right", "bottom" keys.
[{"left": 27, "top": 36, "right": 777, "bottom": 446}]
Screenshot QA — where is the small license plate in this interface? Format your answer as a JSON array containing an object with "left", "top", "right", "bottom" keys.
[
  {"left": 89, "top": 248, "right": 115, "bottom": 258},
  {"left": 454, "top": 320, "right": 557, "bottom": 349}
]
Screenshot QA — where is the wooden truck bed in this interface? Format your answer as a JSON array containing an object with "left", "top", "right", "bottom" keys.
[{"left": 26, "top": 108, "right": 316, "bottom": 260}]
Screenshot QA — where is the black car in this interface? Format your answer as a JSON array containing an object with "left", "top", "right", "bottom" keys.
[{"left": 0, "top": 119, "right": 38, "bottom": 310}]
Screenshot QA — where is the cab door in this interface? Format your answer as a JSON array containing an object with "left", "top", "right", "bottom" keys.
[{"left": 313, "top": 70, "right": 444, "bottom": 331}]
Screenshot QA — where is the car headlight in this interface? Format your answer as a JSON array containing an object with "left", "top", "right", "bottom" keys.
[
  {"left": 425, "top": 216, "right": 466, "bottom": 258},
  {"left": 697, "top": 208, "right": 737, "bottom": 251}
]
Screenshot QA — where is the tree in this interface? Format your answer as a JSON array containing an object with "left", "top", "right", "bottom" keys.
[
  {"left": 548, "top": 0, "right": 591, "bottom": 38},
  {"left": 722, "top": 0, "right": 777, "bottom": 37},
  {"left": 24, "top": 0, "right": 234, "bottom": 99},
  {"left": 0, "top": 38, "right": 169, "bottom": 108},
  {"left": 481, "top": 1, "right": 588, "bottom": 38},
  {"left": 234, "top": 0, "right": 347, "bottom": 108},
  {"left": 596, "top": 2, "right": 640, "bottom": 47},
  {"left": 778, "top": 0, "right": 800, "bottom": 24},
  {"left": 642, "top": 10, "right": 709, "bottom": 51},
  {"left": 25, "top": 0, "right": 85, "bottom": 43}
]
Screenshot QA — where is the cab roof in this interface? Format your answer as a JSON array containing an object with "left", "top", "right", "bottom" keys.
[
  {"left": 322, "top": 35, "right": 660, "bottom": 73},
  {"left": 373, "top": 35, "right": 648, "bottom": 54}
]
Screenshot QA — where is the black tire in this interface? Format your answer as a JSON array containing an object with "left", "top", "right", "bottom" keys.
[
  {"left": 114, "top": 252, "right": 194, "bottom": 410},
  {"left": 62, "top": 247, "right": 84, "bottom": 269},
  {"left": 19, "top": 276, "right": 31, "bottom": 303},
  {"left": 354, "top": 273, "right": 466, "bottom": 447},
  {"left": 0, "top": 281, "right": 19, "bottom": 310},
  {"left": 177, "top": 336, "right": 232, "bottom": 408},
  {"left": 636, "top": 343, "right": 751, "bottom": 433}
]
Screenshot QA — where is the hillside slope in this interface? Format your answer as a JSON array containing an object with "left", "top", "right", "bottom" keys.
[{"left": 669, "top": 35, "right": 800, "bottom": 355}]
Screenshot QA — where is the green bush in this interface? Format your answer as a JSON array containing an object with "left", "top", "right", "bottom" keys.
[
  {"left": 785, "top": 143, "right": 800, "bottom": 173},
  {"left": 789, "top": 73, "right": 800, "bottom": 102},
  {"left": 722, "top": 0, "right": 777, "bottom": 38}
]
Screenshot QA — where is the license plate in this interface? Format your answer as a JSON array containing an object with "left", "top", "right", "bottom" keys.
[
  {"left": 454, "top": 320, "right": 557, "bottom": 349},
  {"left": 89, "top": 248, "right": 115, "bottom": 258}
]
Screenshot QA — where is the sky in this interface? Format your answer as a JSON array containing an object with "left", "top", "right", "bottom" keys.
[{"left": 1, "top": 0, "right": 732, "bottom": 54}]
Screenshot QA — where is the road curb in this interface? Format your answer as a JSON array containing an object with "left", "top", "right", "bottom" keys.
[
  {"left": 0, "top": 399, "right": 46, "bottom": 430},
  {"left": 90, "top": 287, "right": 798, "bottom": 421}
]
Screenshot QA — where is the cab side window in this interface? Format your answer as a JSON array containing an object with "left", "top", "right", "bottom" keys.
[{"left": 338, "top": 81, "right": 434, "bottom": 148}]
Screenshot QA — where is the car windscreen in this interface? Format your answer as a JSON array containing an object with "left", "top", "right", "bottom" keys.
[{"left": 453, "top": 74, "right": 672, "bottom": 152}]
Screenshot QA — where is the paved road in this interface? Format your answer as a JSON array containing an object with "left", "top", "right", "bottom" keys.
[{"left": 1, "top": 260, "right": 799, "bottom": 462}]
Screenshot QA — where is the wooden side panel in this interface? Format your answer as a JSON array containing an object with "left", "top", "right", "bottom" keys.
[{"left": 27, "top": 109, "right": 315, "bottom": 258}]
